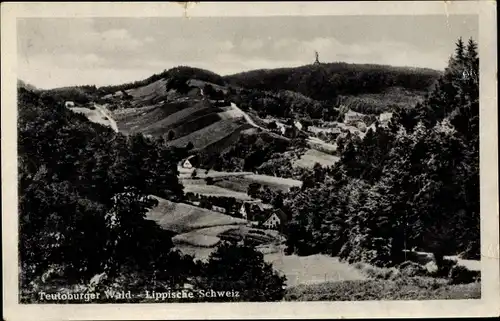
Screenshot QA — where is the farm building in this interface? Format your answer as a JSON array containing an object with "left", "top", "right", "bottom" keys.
[
  {"left": 211, "top": 205, "right": 226, "bottom": 213},
  {"left": 379, "top": 112, "right": 393, "bottom": 122},
  {"left": 182, "top": 159, "right": 193, "bottom": 169},
  {"left": 239, "top": 202, "right": 272, "bottom": 220},
  {"left": 64, "top": 101, "right": 75, "bottom": 108},
  {"left": 294, "top": 120, "right": 303, "bottom": 131},
  {"left": 239, "top": 203, "right": 248, "bottom": 219},
  {"left": 379, "top": 112, "right": 393, "bottom": 127},
  {"left": 344, "top": 110, "right": 365, "bottom": 125},
  {"left": 275, "top": 121, "right": 288, "bottom": 135},
  {"left": 263, "top": 213, "right": 281, "bottom": 230},
  {"left": 180, "top": 155, "right": 198, "bottom": 169},
  {"left": 262, "top": 209, "right": 288, "bottom": 231}
]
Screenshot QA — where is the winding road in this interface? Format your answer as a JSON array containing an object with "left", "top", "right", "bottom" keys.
[{"left": 94, "top": 104, "right": 119, "bottom": 132}]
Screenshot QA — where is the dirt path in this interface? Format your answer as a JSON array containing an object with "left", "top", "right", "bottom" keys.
[
  {"left": 94, "top": 104, "right": 119, "bottom": 132},
  {"left": 230, "top": 102, "right": 268, "bottom": 131}
]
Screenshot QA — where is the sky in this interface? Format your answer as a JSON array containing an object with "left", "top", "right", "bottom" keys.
[{"left": 17, "top": 15, "right": 478, "bottom": 89}]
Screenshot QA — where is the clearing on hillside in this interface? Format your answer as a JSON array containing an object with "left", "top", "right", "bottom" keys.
[
  {"left": 68, "top": 106, "right": 116, "bottom": 131},
  {"left": 264, "top": 252, "right": 367, "bottom": 287},
  {"left": 181, "top": 180, "right": 254, "bottom": 200},
  {"left": 244, "top": 174, "right": 302, "bottom": 191},
  {"left": 169, "top": 119, "right": 251, "bottom": 150},
  {"left": 293, "top": 149, "right": 341, "bottom": 168},
  {"left": 145, "top": 196, "right": 247, "bottom": 233},
  {"left": 213, "top": 174, "right": 302, "bottom": 193}
]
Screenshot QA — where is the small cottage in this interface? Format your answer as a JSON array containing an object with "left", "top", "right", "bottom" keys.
[
  {"left": 239, "top": 201, "right": 272, "bottom": 220},
  {"left": 211, "top": 205, "right": 226, "bottom": 213},
  {"left": 180, "top": 155, "right": 198, "bottom": 169},
  {"left": 182, "top": 158, "right": 193, "bottom": 169},
  {"left": 263, "top": 213, "right": 281, "bottom": 230},
  {"left": 262, "top": 209, "right": 288, "bottom": 231},
  {"left": 344, "top": 110, "right": 364, "bottom": 125},
  {"left": 275, "top": 122, "right": 287, "bottom": 135},
  {"left": 294, "top": 120, "right": 303, "bottom": 131},
  {"left": 239, "top": 203, "right": 249, "bottom": 219}
]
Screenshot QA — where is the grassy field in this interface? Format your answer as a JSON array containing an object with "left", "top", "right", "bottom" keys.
[
  {"left": 145, "top": 196, "right": 247, "bottom": 233},
  {"left": 284, "top": 279, "right": 480, "bottom": 301},
  {"left": 68, "top": 106, "right": 115, "bottom": 129},
  {"left": 181, "top": 180, "right": 254, "bottom": 200},
  {"left": 172, "top": 225, "right": 241, "bottom": 247},
  {"left": 179, "top": 169, "right": 254, "bottom": 179},
  {"left": 141, "top": 102, "right": 213, "bottom": 136},
  {"left": 125, "top": 78, "right": 170, "bottom": 106},
  {"left": 293, "top": 149, "right": 341, "bottom": 168},
  {"left": 306, "top": 137, "right": 338, "bottom": 154},
  {"left": 168, "top": 112, "right": 222, "bottom": 138},
  {"left": 113, "top": 100, "right": 201, "bottom": 134},
  {"left": 212, "top": 174, "right": 302, "bottom": 193},
  {"left": 169, "top": 119, "right": 247, "bottom": 150},
  {"left": 244, "top": 174, "right": 302, "bottom": 191},
  {"left": 264, "top": 252, "right": 366, "bottom": 287}
]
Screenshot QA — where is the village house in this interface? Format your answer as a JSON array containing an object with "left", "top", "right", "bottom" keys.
[
  {"left": 274, "top": 121, "right": 287, "bottom": 135},
  {"left": 211, "top": 205, "right": 226, "bottom": 213},
  {"left": 182, "top": 158, "right": 193, "bottom": 169},
  {"left": 181, "top": 155, "right": 197, "bottom": 169},
  {"left": 344, "top": 110, "right": 365, "bottom": 125},
  {"left": 239, "top": 202, "right": 287, "bottom": 231},
  {"left": 262, "top": 209, "right": 288, "bottom": 231},
  {"left": 294, "top": 120, "right": 303, "bottom": 131},
  {"left": 239, "top": 201, "right": 272, "bottom": 220},
  {"left": 379, "top": 112, "right": 393, "bottom": 127}
]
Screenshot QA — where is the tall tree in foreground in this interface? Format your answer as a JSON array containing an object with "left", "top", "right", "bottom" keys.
[{"left": 197, "top": 242, "right": 286, "bottom": 301}]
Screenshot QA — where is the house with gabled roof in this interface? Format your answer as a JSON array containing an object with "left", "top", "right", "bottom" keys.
[
  {"left": 180, "top": 155, "right": 198, "bottom": 169},
  {"left": 262, "top": 209, "right": 288, "bottom": 232},
  {"left": 344, "top": 110, "right": 365, "bottom": 125},
  {"left": 294, "top": 120, "right": 303, "bottom": 131},
  {"left": 239, "top": 201, "right": 272, "bottom": 220}
]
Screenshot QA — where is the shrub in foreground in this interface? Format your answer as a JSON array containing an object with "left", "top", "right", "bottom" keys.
[{"left": 284, "top": 278, "right": 480, "bottom": 301}]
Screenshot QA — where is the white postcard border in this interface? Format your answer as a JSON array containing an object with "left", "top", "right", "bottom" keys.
[{"left": 2, "top": 1, "right": 498, "bottom": 320}]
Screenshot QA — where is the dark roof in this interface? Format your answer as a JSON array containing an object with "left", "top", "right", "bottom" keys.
[{"left": 264, "top": 208, "right": 288, "bottom": 224}]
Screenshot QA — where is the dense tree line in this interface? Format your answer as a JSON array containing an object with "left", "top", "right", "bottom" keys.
[
  {"left": 225, "top": 62, "right": 441, "bottom": 102},
  {"left": 97, "top": 66, "right": 226, "bottom": 97},
  {"left": 282, "top": 38, "right": 480, "bottom": 267},
  {"left": 199, "top": 132, "right": 292, "bottom": 172},
  {"left": 229, "top": 88, "right": 339, "bottom": 121},
  {"left": 18, "top": 87, "right": 189, "bottom": 291}
]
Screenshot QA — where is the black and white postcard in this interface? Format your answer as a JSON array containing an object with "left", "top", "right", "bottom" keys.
[{"left": 2, "top": 1, "right": 498, "bottom": 320}]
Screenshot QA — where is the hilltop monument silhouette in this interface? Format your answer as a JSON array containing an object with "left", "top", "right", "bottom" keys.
[{"left": 314, "top": 51, "right": 321, "bottom": 65}]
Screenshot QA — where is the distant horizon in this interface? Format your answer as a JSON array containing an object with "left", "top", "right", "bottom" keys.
[
  {"left": 17, "top": 16, "right": 477, "bottom": 89},
  {"left": 18, "top": 60, "right": 445, "bottom": 90}
]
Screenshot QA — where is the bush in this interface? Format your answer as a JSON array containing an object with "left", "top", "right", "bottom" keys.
[
  {"left": 196, "top": 242, "right": 287, "bottom": 301},
  {"left": 448, "top": 265, "right": 480, "bottom": 284},
  {"left": 434, "top": 258, "right": 458, "bottom": 278},
  {"left": 205, "top": 177, "right": 215, "bottom": 185},
  {"left": 284, "top": 278, "right": 480, "bottom": 301},
  {"left": 397, "top": 261, "right": 429, "bottom": 277}
]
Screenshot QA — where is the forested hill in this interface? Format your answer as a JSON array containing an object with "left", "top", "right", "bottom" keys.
[
  {"left": 39, "top": 62, "right": 441, "bottom": 109},
  {"left": 224, "top": 63, "right": 442, "bottom": 101}
]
